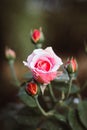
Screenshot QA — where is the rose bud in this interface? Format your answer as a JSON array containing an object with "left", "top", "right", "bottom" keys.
[
  {"left": 26, "top": 82, "right": 38, "bottom": 96},
  {"left": 5, "top": 47, "right": 16, "bottom": 60},
  {"left": 23, "top": 47, "right": 63, "bottom": 84},
  {"left": 64, "top": 57, "right": 78, "bottom": 74},
  {"left": 31, "top": 27, "right": 44, "bottom": 44}
]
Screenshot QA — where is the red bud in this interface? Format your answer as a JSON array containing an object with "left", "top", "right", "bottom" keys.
[
  {"left": 31, "top": 28, "right": 44, "bottom": 44},
  {"left": 26, "top": 82, "right": 38, "bottom": 95}
]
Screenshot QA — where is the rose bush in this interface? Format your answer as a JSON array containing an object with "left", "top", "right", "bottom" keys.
[
  {"left": 23, "top": 47, "right": 63, "bottom": 84},
  {"left": 4, "top": 27, "right": 87, "bottom": 130}
]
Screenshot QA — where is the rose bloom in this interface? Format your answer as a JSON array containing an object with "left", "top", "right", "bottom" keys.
[{"left": 23, "top": 47, "right": 63, "bottom": 84}]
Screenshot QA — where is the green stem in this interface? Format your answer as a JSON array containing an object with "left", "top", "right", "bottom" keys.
[
  {"left": 77, "top": 93, "right": 82, "bottom": 100},
  {"left": 35, "top": 43, "right": 42, "bottom": 49},
  {"left": 48, "top": 83, "right": 57, "bottom": 103},
  {"left": 34, "top": 95, "right": 53, "bottom": 117},
  {"left": 66, "top": 77, "right": 72, "bottom": 98},
  {"left": 61, "top": 91, "right": 65, "bottom": 100},
  {"left": 80, "top": 81, "right": 87, "bottom": 92},
  {"left": 9, "top": 60, "right": 20, "bottom": 86}
]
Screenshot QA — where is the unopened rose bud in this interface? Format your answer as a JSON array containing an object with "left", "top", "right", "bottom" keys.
[
  {"left": 64, "top": 57, "right": 78, "bottom": 74},
  {"left": 31, "top": 27, "right": 44, "bottom": 44},
  {"left": 26, "top": 82, "right": 38, "bottom": 96},
  {"left": 5, "top": 47, "right": 16, "bottom": 60}
]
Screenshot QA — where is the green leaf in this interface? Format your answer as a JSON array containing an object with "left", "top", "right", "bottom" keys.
[
  {"left": 23, "top": 72, "right": 32, "bottom": 79},
  {"left": 14, "top": 115, "right": 40, "bottom": 126},
  {"left": 78, "top": 101, "right": 87, "bottom": 129},
  {"left": 41, "top": 120, "right": 64, "bottom": 130},
  {"left": 52, "top": 81, "right": 68, "bottom": 92},
  {"left": 54, "top": 113, "right": 66, "bottom": 123},
  {"left": 68, "top": 109, "right": 84, "bottom": 130},
  {"left": 53, "top": 81, "right": 80, "bottom": 94},
  {"left": 55, "top": 73, "right": 69, "bottom": 82},
  {"left": 70, "top": 84, "right": 80, "bottom": 94},
  {"left": 14, "top": 106, "right": 41, "bottom": 127},
  {"left": 19, "top": 87, "right": 37, "bottom": 107}
]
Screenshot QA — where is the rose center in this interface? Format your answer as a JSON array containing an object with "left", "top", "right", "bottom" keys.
[{"left": 35, "top": 60, "right": 51, "bottom": 71}]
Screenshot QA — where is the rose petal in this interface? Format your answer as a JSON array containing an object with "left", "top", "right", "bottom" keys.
[{"left": 23, "top": 47, "right": 63, "bottom": 84}]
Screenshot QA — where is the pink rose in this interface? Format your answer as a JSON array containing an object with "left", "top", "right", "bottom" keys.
[{"left": 23, "top": 47, "right": 63, "bottom": 84}]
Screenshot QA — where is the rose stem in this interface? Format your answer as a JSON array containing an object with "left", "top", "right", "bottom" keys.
[
  {"left": 35, "top": 43, "right": 42, "bottom": 49},
  {"left": 9, "top": 60, "right": 20, "bottom": 87},
  {"left": 66, "top": 77, "right": 72, "bottom": 99},
  {"left": 34, "top": 95, "right": 53, "bottom": 117},
  {"left": 48, "top": 83, "right": 57, "bottom": 103},
  {"left": 80, "top": 81, "right": 87, "bottom": 92}
]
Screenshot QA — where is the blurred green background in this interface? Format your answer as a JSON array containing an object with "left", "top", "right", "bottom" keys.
[{"left": 1, "top": 0, "right": 87, "bottom": 107}]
